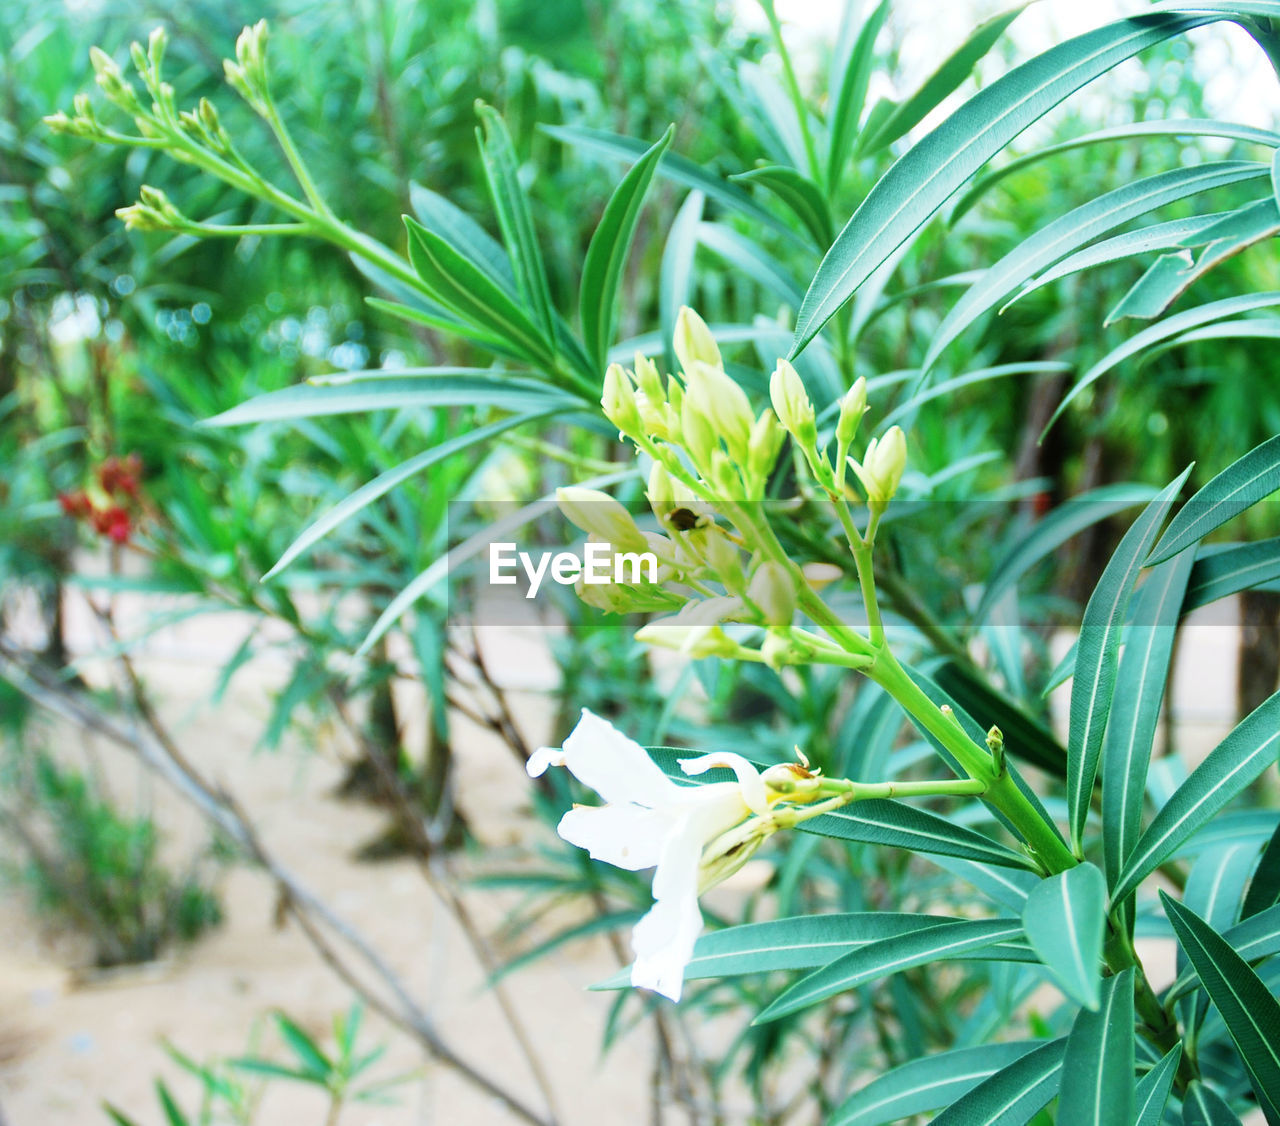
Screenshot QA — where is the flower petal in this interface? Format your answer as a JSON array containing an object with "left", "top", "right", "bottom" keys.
[
  {"left": 556, "top": 709, "right": 680, "bottom": 807},
  {"left": 557, "top": 804, "right": 672, "bottom": 871},
  {"left": 526, "top": 746, "right": 566, "bottom": 778},
  {"left": 678, "top": 752, "right": 769, "bottom": 816},
  {"left": 629, "top": 813, "right": 707, "bottom": 1002}
]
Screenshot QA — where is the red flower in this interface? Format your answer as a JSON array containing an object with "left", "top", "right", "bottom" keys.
[{"left": 58, "top": 490, "right": 92, "bottom": 518}]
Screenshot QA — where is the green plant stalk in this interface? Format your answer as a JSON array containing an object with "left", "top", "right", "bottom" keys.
[{"left": 758, "top": 0, "right": 822, "bottom": 184}]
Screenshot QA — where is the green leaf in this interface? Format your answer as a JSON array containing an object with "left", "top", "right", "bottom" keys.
[
  {"left": 408, "top": 181, "right": 516, "bottom": 295},
  {"left": 731, "top": 165, "right": 833, "bottom": 248},
  {"left": 201, "top": 373, "right": 578, "bottom": 427},
  {"left": 275, "top": 1012, "right": 332, "bottom": 1080},
  {"left": 155, "top": 1080, "right": 189, "bottom": 1126},
  {"left": 1165, "top": 901, "right": 1280, "bottom": 1003},
  {"left": 1107, "top": 197, "right": 1280, "bottom": 324},
  {"left": 592, "top": 912, "right": 1034, "bottom": 991},
  {"left": 858, "top": 6, "right": 1025, "bottom": 156},
  {"left": 1186, "top": 538, "right": 1280, "bottom": 614},
  {"left": 1068, "top": 469, "right": 1191, "bottom": 853},
  {"left": 930, "top": 1037, "right": 1067, "bottom": 1126},
  {"left": 103, "top": 1104, "right": 142, "bottom": 1126},
  {"left": 1005, "top": 212, "right": 1240, "bottom": 313},
  {"left": 831, "top": 1041, "right": 1042, "bottom": 1126},
  {"left": 1242, "top": 822, "right": 1280, "bottom": 919},
  {"left": 543, "top": 124, "right": 802, "bottom": 246},
  {"left": 1183, "top": 1081, "right": 1246, "bottom": 1126},
  {"left": 475, "top": 104, "right": 557, "bottom": 348},
  {"left": 264, "top": 410, "right": 553, "bottom": 580},
  {"left": 953, "top": 118, "right": 1280, "bottom": 221},
  {"left": 697, "top": 222, "right": 805, "bottom": 307},
  {"left": 925, "top": 162, "right": 1268, "bottom": 371},
  {"left": 404, "top": 216, "right": 555, "bottom": 366},
  {"left": 976, "top": 484, "right": 1158, "bottom": 624},
  {"left": 1056, "top": 969, "right": 1135, "bottom": 1126},
  {"left": 1113, "top": 689, "right": 1280, "bottom": 904},
  {"left": 1134, "top": 1044, "right": 1182, "bottom": 1126},
  {"left": 1046, "top": 292, "right": 1280, "bottom": 434},
  {"left": 1150, "top": 434, "right": 1280, "bottom": 565},
  {"left": 790, "top": 10, "right": 1218, "bottom": 357},
  {"left": 754, "top": 918, "right": 1024, "bottom": 1023},
  {"left": 1163, "top": 893, "right": 1280, "bottom": 1126},
  {"left": 826, "top": 0, "right": 890, "bottom": 194},
  {"left": 659, "top": 190, "right": 704, "bottom": 374},
  {"left": 580, "top": 126, "right": 673, "bottom": 373},
  {"left": 1022, "top": 863, "right": 1107, "bottom": 1008},
  {"left": 364, "top": 295, "right": 516, "bottom": 355},
  {"left": 1102, "top": 548, "right": 1196, "bottom": 892}
]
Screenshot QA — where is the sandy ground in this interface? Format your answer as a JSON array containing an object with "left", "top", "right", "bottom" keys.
[{"left": 0, "top": 585, "right": 1272, "bottom": 1125}]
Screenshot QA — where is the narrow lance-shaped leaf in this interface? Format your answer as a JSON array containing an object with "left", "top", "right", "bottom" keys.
[
  {"left": 858, "top": 5, "right": 1026, "bottom": 156},
  {"left": 580, "top": 126, "right": 673, "bottom": 374},
  {"left": 264, "top": 410, "right": 557, "bottom": 580},
  {"left": 1184, "top": 1081, "right": 1246, "bottom": 1126},
  {"left": 1134, "top": 1044, "right": 1182, "bottom": 1126},
  {"left": 754, "top": 918, "right": 1025, "bottom": 1024},
  {"left": 1163, "top": 893, "right": 1280, "bottom": 1126},
  {"left": 790, "top": 10, "right": 1219, "bottom": 357},
  {"left": 1186, "top": 537, "right": 1280, "bottom": 614},
  {"left": 1068, "top": 467, "right": 1192, "bottom": 853},
  {"left": 1046, "top": 292, "right": 1280, "bottom": 435},
  {"left": 826, "top": 0, "right": 890, "bottom": 194},
  {"left": 403, "top": 216, "right": 555, "bottom": 367},
  {"left": 1056, "top": 969, "right": 1136, "bottom": 1126},
  {"left": 1242, "top": 821, "right": 1280, "bottom": 919},
  {"left": 1150, "top": 434, "right": 1280, "bottom": 565},
  {"left": 1113, "top": 689, "right": 1280, "bottom": 904},
  {"left": 831, "top": 1041, "right": 1042, "bottom": 1126},
  {"left": 930, "top": 1038, "right": 1067, "bottom": 1126},
  {"left": 924, "top": 161, "right": 1268, "bottom": 371},
  {"left": 475, "top": 104, "right": 557, "bottom": 349},
  {"left": 1102, "top": 547, "right": 1196, "bottom": 893},
  {"left": 659, "top": 190, "right": 704, "bottom": 375},
  {"left": 731, "top": 165, "right": 833, "bottom": 248},
  {"left": 1165, "top": 901, "right": 1280, "bottom": 1003},
  {"left": 1022, "top": 862, "right": 1107, "bottom": 1008}
]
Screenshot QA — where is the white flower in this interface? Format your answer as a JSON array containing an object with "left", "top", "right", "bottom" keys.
[{"left": 527, "top": 708, "right": 770, "bottom": 1001}]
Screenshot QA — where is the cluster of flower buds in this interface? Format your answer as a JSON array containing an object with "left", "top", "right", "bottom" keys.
[
  {"left": 58, "top": 453, "right": 144, "bottom": 545},
  {"left": 223, "top": 21, "right": 271, "bottom": 115},
  {"left": 601, "top": 307, "right": 785, "bottom": 501}
]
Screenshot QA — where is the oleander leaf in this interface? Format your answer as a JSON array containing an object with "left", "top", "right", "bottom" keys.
[
  {"left": 1134, "top": 1044, "right": 1182, "bottom": 1126},
  {"left": 755, "top": 918, "right": 1025, "bottom": 1023},
  {"left": 1183, "top": 1081, "right": 1246, "bottom": 1126},
  {"left": 1056, "top": 969, "right": 1136, "bottom": 1126},
  {"left": 790, "top": 10, "right": 1219, "bottom": 357},
  {"left": 1163, "top": 894, "right": 1280, "bottom": 1125},
  {"left": 580, "top": 126, "right": 674, "bottom": 373},
  {"left": 1186, "top": 538, "right": 1280, "bottom": 613},
  {"left": 827, "top": 0, "right": 891, "bottom": 193},
  {"left": 930, "top": 1037, "right": 1067, "bottom": 1126},
  {"left": 1068, "top": 468, "right": 1191, "bottom": 853},
  {"left": 831, "top": 1041, "right": 1042, "bottom": 1126},
  {"left": 1150, "top": 434, "right": 1280, "bottom": 565},
  {"left": 1242, "top": 822, "right": 1280, "bottom": 919},
  {"left": 731, "top": 165, "right": 833, "bottom": 248},
  {"left": 1113, "top": 689, "right": 1280, "bottom": 904},
  {"left": 1022, "top": 863, "right": 1107, "bottom": 1009}
]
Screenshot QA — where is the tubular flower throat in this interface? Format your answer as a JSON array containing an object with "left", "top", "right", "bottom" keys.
[{"left": 527, "top": 709, "right": 776, "bottom": 1001}]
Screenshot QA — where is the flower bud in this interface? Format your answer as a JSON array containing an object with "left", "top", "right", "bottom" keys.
[
  {"left": 602, "top": 363, "right": 641, "bottom": 438},
  {"left": 746, "top": 409, "right": 784, "bottom": 486},
  {"left": 148, "top": 26, "right": 168, "bottom": 72},
  {"left": 684, "top": 361, "right": 753, "bottom": 464},
  {"left": 747, "top": 562, "right": 796, "bottom": 627},
  {"left": 634, "top": 352, "right": 665, "bottom": 404},
  {"left": 702, "top": 530, "right": 744, "bottom": 592},
  {"left": 636, "top": 622, "right": 739, "bottom": 660},
  {"left": 708, "top": 450, "right": 742, "bottom": 500},
  {"left": 680, "top": 389, "right": 717, "bottom": 471},
  {"left": 647, "top": 461, "right": 675, "bottom": 515},
  {"left": 836, "top": 377, "right": 868, "bottom": 450},
  {"left": 769, "top": 359, "right": 816, "bottom": 446},
  {"left": 673, "top": 306, "right": 721, "bottom": 373},
  {"left": 760, "top": 628, "right": 802, "bottom": 670},
  {"left": 849, "top": 426, "right": 907, "bottom": 507},
  {"left": 802, "top": 562, "right": 843, "bottom": 591},
  {"left": 556, "top": 487, "right": 648, "bottom": 553}
]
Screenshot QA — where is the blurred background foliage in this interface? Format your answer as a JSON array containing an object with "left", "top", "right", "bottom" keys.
[{"left": 4, "top": 0, "right": 1280, "bottom": 1121}]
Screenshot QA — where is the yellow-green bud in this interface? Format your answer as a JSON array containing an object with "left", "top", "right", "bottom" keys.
[
  {"left": 747, "top": 562, "right": 796, "bottom": 627},
  {"left": 684, "top": 360, "right": 753, "bottom": 464},
  {"left": 673, "top": 306, "right": 722, "bottom": 372},
  {"left": 708, "top": 450, "right": 743, "bottom": 500},
  {"left": 647, "top": 461, "right": 675, "bottom": 515},
  {"left": 746, "top": 408, "right": 784, "bottom": 486},
  {"left": 634, "top": 352, "right": 665, "bottom": 404},
  {"left": 702, "top": 530, "right": 744, "bottom": 592},
  {"left": 760, "top": 627, "right": 803, "bottom": 670},
  {"left": 849, "top": 425, "right": 907, "bottom": 507},
  {"left": 769, "top": 358, "right": 816, "bottom": 445},
  {"left": 635, "top": 622, "right": 739, "bottom": 659},
  {"left": 836, "top": 377, "right": 868, "bottom": 450},
  {"left": 680, "top": 388, "right": 717, "bottom": 471},
  {"left": 802, "top": 561, "right": 843, "bottom": 591},
  {"left": 130, "top": 41, "right": 149, "bottom": 79},
  {"left": 556, "top": 487, "right": 648, "bottom": 553},
  {"left": 148, "top": 26, "right": 168, "bottom": 72},
  {"left": 602, "top": 363, "right": 641, "bottom": 438}
]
